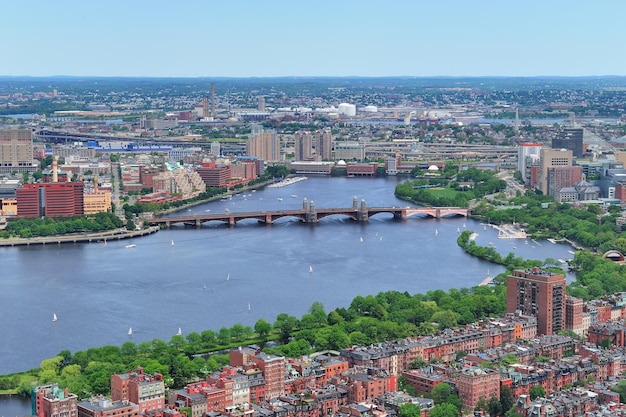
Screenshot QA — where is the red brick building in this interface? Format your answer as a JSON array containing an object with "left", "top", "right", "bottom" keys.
[
  {"left": 33, "top": 384, "right": 79, "bottom": 417},
  {"left": 16, "top": 182, "right": 84, "bottom": 218},
  {"left": 251, "top": 353, "right": 286, "bottom": 400},
  {"left": 506, "top": 268, "right": 566, "bottom": 335},
  {"left": 110, "top": 367, "right": 165, "bottom": 414},
  {"left": 456, "top": 367, "right": 500, "bottom": 411},
  {"left": 196, "top": 163, "right": 231, "bottom": 188},
  {"left": 588, "top": 323, "right": 626, "bottom": 347}
]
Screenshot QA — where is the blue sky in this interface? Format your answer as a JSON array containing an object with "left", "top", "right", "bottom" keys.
[{"left": 2, "top": 0, "right": 625, "bottom": 77}]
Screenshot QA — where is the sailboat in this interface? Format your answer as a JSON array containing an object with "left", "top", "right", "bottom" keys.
[
  {"left": 435, "top": 229, "right": 439, "bottom": 237},
  {"left": 52, "top": 313, "right": 58, "bottom": 322},
  {"left": 359, "top": 236, "right": 363, "bottom": 243},
  {"left": 309, "top": 265, "right": 313, "bottom": 273},
  {"left": 226, "top": 274, "right": 230, "bottom": 281},
  {"left": 247, "top": 303, "right": 251, "bottom": 312},
  {"left": 171, "top": 240, "right": 174, "bottom": 246},
  {"left": 177, "top": 327, "right": 182, "bottom": 336},
  {"left": 128, "top": 327, "right": 133, "bottom": 336}
]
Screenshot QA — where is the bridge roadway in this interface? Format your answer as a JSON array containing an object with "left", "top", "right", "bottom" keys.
[{"left": 149, "top": 198, "right": 468, "bottom": 228}]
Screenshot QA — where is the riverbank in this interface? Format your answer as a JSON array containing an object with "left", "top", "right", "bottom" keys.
[
  {"left": 155, "top": 179, "right": 274, "bottom": 216},
  {"left": 0, "top": 226, "right": 159, "bottom": 247}
]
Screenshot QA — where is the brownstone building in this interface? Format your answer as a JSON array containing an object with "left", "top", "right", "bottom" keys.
[{"left": 506, "top": 268, "right": 566, "bottom": 335}]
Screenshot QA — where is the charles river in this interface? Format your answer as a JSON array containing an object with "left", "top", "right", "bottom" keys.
[{"left": 0, "top": 176, "right": 576, "bottom": 415}]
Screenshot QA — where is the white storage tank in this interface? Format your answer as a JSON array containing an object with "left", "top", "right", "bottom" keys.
[{"left": 338, "top": 103, "right": 356, "bottom": 117}]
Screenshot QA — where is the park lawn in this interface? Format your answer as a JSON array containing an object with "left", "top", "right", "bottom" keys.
[
  {"left": 424, "top": 187, "right": 462, "bottom": 199},
  {"left": 0, "top": 371, "right": 38, "bottom": 395}
]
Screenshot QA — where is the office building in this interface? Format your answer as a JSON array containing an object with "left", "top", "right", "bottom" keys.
[
  {"left": 294, "top": 130, "right": 314, "bottom": 161},
  {"left": 537, "top": 148, "right": 582, "bottom": 197},
  {"left": 553, "top": 128, "right": 584, "bottom": 158},
  {"left": 315, "top": 128, "right": 333, "bottom": 161},
  {"left": 517, "top": 143, "right": 542, "bottom": 185},
  {"left": 247, "top": 125, "right": 280, "bottom": 162},
  {"left": 0, "top": 128, "right": 36, "bottom": 173},
  {"left": 334, "top": 142, "right": 365, "bottom": 161},
  {"left": 17, "top": 182, "right": 84, "bottom": 218},
  {"left": 506, "top": 267, "right": 566, "bottom": 335}
]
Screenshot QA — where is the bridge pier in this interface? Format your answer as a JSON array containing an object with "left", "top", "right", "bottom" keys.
[
  {"left": 306, "top": 201, "right": 318, "bottom": 223},
  {"left": 229, "top": 217, "right": 235, "bottom": 226},
  {"left": 357, "top": 199, "right": 368, "bottom": 222},
  {"left": 195, "top": 218, "right": 202, "bottom": 228},
  {"left": 436, "top": 208, "right": 441, "bottom": 219},
  {"left": 265, "top": 214, "right": 273, "bottom": 224}
]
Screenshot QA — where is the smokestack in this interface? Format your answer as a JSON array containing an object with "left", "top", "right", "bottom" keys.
[
  {"left": 203, "top": 97, "right": 209, "bottom": 119},
  {"left": 93, "top": 174, "right": 98, "bottom": 193},
  {"left": 211, "top": 83, "right": 215, "bottom": 118},
  {"left": 52, "top": 156, "right": 58, "bottom": 183}
]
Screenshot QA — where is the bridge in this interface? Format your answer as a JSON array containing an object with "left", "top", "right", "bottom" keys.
[{"left": 148, "top": 198, "right": 468, "bottom": 228}]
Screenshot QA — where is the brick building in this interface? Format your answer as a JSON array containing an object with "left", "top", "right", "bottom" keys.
[
  {"left": 506, "top": 268, "right": 566, "bottom": 335},
  {"left": 16, "top": 182, "right": 84, "bottom": 218},
  {"left": 110, "top": 367, "right": 165, "bottom": 414},
  {"left": 32, "top": 384, "right": 79, "bottom": 417}
]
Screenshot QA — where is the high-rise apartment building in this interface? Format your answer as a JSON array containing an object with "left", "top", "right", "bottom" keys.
[
  {"left": 552, "top": 128, "right": 584, "bottom": 158},
  {"left": 0, "top": 128, "right": 35, "bottom": 173},
  {"left": 506, "top": 267, "right": 566, "bottom": 335},
  {"left": 294, "top": 130, "right": 313, "bottom": 161},
  {"left": 247, "top": 125, "right": 280, "bottom": 162},
  {"left": 314, "top": 128, "right": 333, "bottom": 161},
  {"left": 250, "top": 352, "right": 285, "bottom": 400}
]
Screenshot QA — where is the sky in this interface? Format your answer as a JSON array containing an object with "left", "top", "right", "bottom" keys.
[{"left": 2, "top": 0, "right": 626, "bottom": 78}]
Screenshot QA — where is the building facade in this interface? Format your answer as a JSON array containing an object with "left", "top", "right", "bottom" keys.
[
  {"left": 17, "top": 182, "right": 85, "bottom": 218},
  {"left": 506, "top": 268, "right": 566, "bottom": 335},
  {"left": 0, "top": 128, "right": 36, "bottom": 173},
  {"left": 247, "top": 125, "right": 280, "bottom": 162},
  {"left": 552, "top": 128, "right": 584, "bottom": 158}
]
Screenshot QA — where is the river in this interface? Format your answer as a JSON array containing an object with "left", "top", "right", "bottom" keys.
[{"left": 1, "top": 176, "right": 576, "bottom": 416}]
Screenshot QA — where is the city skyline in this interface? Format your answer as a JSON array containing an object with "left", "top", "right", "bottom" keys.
[{"left": 2, "top": 0, "right": 626, "bottom": 78}]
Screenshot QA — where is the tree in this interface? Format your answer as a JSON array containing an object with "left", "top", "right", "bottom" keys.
[
  {"left": 431, "top": 383, "right": 453, "bottom": 404},
  {"left": 254, "top": 319, "right": 272, "bottom": 338},
  {"left": 398, "top": 402, "right": 421, "bottom": 417},
  {"left": 500, "top": 385, "right": 514, "bottom": 414},
  {"left": 529, "top": 385, "right": 545, "bottom": 400},
  {"left": 487, "top": 396, "right": 502, "bottom": 417},
  {"left": 430, "top": 403, "right": 460, "bottom": 417}
]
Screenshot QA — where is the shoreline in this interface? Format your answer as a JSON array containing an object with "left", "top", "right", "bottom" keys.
[{"left": 0, "top": 226, "right": 160, "bottom": 247}]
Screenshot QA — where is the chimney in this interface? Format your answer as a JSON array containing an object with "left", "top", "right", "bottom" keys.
[
  {"left": 52, "top": 157, "right": 58, "bottom": 183},
  {"left": 93, "top": 174, "right": 98, "bottom": 193}
]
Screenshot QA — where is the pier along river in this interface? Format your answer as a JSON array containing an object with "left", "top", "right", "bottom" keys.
[{"left": 1, "top": 176, "right": 577, "bottom": 414}]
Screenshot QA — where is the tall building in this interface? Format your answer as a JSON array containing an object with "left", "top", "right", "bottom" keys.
[
  {"left": 294, "top": 130, "right": 313, "bottom": 161},
  {"left": 506, "top": 267, "right": 566, "bottom": 335},
  {"left": 247, "top": 125, "right": 280, "bottom": 162},
  {"left": 537, "top": 148, "right": 582, "bottom": 197},
  {"left": 211, "top": 141, "right": 221, "bottom": 157},
  {"left": 517, "top": 143, "right": 542, "bottom": 185},
  {"left": 314, "top": 128, "right": 332, "bottom": 161},
  {"left": 17, "top": 182, "right": 84, "bottom": 218},
  {"left": 552, "top": 128, "right": 584, "bottom": 158},
  {"left": 32, "top": 384, "right": 79, "bottom": 417},
  {"left": 250, "top": 352, "right": 285, "bottom": 400},
  {"left": 0, "top": 128, "right": 36, "bottom": 173}
]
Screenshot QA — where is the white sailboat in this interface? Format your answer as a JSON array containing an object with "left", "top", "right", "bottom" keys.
[
  {"left": 177, "top": 327, "right": 182, "bottom": 336},
  {"left": 359, "top": 236, "right": 363, "bottom": 243},
  {"left": 171, "top": 240, "right": 174, "bottom": 246},
  {"left": 247, "top": 303, "right": 251, "bottom": 312},
  {"left": 226, "top": 273, "right": 230, "bottom": 281},
  {"left": 128, "top": 327, "right": 133, "bottom": 336},
  {"left": 52, "top": 313, "right": 58, "bottom": 322},
  {"left": 435, "top": 229, "right": 439, "bottom": 237},
  {"left": 309, "top": 265, "right": 313, "bottom": 273}
]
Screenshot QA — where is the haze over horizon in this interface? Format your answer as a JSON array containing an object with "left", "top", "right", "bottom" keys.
[{"left": 2, "top": 0, "right": 626, "bottom": 78}]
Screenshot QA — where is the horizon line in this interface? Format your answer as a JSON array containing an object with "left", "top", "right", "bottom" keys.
[{"left": 2, "top": 74, "right": 626, "bottom": 79}]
